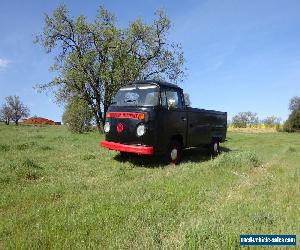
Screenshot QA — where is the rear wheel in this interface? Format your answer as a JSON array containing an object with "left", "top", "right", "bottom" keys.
[
  {"left": 211, "top": 139, "right": 220, "bottom": 156},
  {"left": 166, "top": 140, "right": 182, "bottom": 165}
]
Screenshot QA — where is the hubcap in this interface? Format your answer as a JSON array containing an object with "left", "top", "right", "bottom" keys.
[
  {"left": 170, "top": 148, "right": 178, "bottom": 161},
  {"left": 214, "top": 142, "right": 218, "bottom": 152}
]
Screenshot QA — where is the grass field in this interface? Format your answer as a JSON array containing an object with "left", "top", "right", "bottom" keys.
[{"left": 0, "top": 124, "right": 299, "bottom": 249}]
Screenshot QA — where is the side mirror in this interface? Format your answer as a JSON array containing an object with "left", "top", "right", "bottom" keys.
[
  {"left": 168, "top": 99, "right": 176, "bottom": 109},
  {"left": 184, "top": 93, "right": 191, "bottom": 107}
]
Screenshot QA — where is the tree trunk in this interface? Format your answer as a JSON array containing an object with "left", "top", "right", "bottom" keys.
[
  {"left": 103, "top": 104, "right": 108, "bottom": 124},
  {"left": 95, "top": 99, "right": 105, "bottom": 134},
  {"left": 94, "top": 114, "right": 103, "bottom": 133},
  {"left": 92, "top": 107, "right": 104, "bottom": 134}
]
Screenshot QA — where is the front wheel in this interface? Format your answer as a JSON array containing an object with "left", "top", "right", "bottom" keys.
[
  {"left": 119, "top": 152, "right": 131, "bottom": 159},
  {"left": 166, "top": 140, "right": 182, "bottom": 165}
]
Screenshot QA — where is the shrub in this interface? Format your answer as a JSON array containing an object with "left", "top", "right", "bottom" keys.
[
  {"left": 212, "top": 151, "right": 261, "bottom": 168},
  {"left": 62, "top": 97, "right": 93, "bottom": 133},
  {"left": 283, "top": 109, "right": 300, "bottom": 132}
]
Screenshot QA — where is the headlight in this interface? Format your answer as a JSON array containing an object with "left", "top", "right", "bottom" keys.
[
  {"left": 136, "top": 124, "right": 146, "bottom": 137},
  {"left": 104, "top": 122, "right": 110, "bottom": 133}
]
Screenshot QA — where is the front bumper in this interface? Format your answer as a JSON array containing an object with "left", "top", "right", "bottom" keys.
[{"left": 100, "top": 140, "right": 153, "bottom": 155}]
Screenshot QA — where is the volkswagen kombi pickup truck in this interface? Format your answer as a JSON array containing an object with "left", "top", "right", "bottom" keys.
[{"left": 100, "top": 80, "right": 227, "bottom": 164}]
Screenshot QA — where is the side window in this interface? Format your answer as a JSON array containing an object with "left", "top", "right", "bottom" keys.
[
  {"left": 144, "top": 92, "right": 159, "bottom": 106},
  {"left": 166, "top": 89, "right": 183, "bottom": 109}
]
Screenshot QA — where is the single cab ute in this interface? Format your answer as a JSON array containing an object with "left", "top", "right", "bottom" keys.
[{"left": 100, "top": 80, "right": 227, "bottom": 164}]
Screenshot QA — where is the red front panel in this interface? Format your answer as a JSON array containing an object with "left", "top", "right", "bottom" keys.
[{"left": 100, "top": 140, "right": 153, "bottom": 155}]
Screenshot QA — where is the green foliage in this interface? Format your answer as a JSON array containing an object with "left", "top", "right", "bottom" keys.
[
  {"left": 212, "top": 151, "right": 261, "bottom": 168},
  {"left": 262, "top": 116, "right": 281, "bottom": 128},
  {"left": 283, "top": 96, "right": 300, "bottom": 132},
  {"left": 231, "top": 111, "right": 259, "bottom": 128},
  {"left": 283, "top": 109, "right": 300, "bottom": 132},
  {"left": 15, "top": 141, "right": 36, "bottom": 150},
  {"left": 62, "top": 97, "right": 93, "bottom": 133},
  {"left": 275, "top": 123, "right": 283, "bottom": 132},
  {"left": 0, "top": 144, "right": 10, "bottom": 152},
  {"left": 35, "top": 5, "right": 185, "bottom": 132},
  {"left": 289, "top": 96, "right": 300, "bottom": 112}
]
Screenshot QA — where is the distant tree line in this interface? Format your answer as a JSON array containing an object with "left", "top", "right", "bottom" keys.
[
  {"left": 231, "top": 96, "right": 300, "bottom": 132},
  {"left": 0, "top": 96, "right": 30, "bottom": 125},
  {"left": 231, "top": 112, "right": 281, "bottom": 128}
]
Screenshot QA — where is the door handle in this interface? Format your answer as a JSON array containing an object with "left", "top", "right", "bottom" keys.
[{"left": 181, "top": 117, "right": 187, "bottom": 121}]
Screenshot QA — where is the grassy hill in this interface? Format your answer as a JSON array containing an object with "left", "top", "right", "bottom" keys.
[{"left": 0, "top": 124, "right": 299, "bottom": 249}]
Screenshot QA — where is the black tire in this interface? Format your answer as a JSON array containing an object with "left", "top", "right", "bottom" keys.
[
  {"left": 119, "top": 152, "right": 131, "bottom": 159},
  {"left": 166, "top": 140, "right": 182, "bottom": 165},
  {"left": 211, "top": 140, "right": 220, "bottom": 156}
]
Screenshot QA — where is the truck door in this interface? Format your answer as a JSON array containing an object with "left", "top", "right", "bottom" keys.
[{"left": 159, "top": 87, "right": 187, "bottom": 151}]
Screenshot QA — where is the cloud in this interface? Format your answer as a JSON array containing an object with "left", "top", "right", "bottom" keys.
[{"left": 0, "top": 58, "right": 10, "bottom": 69}]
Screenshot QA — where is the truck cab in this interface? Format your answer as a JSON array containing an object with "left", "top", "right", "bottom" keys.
[{"left": 100, "top": 80, "right": 227, "bottom": 164}]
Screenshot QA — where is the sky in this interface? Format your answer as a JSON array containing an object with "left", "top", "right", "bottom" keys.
[{"left": 0, "top": 0, "right": 300, "bottom": 122}]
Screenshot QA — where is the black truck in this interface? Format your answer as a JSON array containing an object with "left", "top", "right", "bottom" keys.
[{"left": 100, "top": 80, "right": 227, "bottom": 164}]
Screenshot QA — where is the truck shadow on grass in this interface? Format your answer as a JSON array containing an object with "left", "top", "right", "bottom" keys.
[{"left": 113, "top": 146, "right": 231, "bottom": 168}]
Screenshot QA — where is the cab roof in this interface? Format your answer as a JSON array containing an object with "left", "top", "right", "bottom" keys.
[{"left": 127, "top": 80, "right": 182, "bottom": 90}]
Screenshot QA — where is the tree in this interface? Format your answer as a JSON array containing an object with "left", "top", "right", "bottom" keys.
[
  {"left": 289, "top": 96, "right": 300, "bottom": 112},
  {"left": 262, "top": 116, "right": 281, "bottom": 127},
  {"left": 232, "top": 112, "right": 259, "bottom": 128},
  {"left": 284, "top": 96, "right": 300, "bottom": 132},
  {"left": 232, "top": 113, "right": 247, "bottom": 128},
  {"left": 0, "top": 104, "right": 12, "bottom": 125},
  {"left": 62, "top": 97, "right": 93, "bottom": 133},
  {"left": 283, "top": 109, "right": 300, "bottom": 132},
  {"left": 35, "top": 5, "right": 185, "bottom": 133},
  {"left": 1, "top": 96, "right": 30, "bottom": 125}
]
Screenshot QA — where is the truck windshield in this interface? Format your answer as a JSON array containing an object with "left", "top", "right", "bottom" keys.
[{"left": 111, "top": 84, "right": 159, "bottom": 107}]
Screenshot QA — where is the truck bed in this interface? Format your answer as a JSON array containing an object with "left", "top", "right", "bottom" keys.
[{"left": 185, "top": 107, "right": 227, "bottom": 145}]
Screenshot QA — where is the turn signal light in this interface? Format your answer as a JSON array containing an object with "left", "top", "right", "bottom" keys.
[{"left": 137, "top": 113, "right": 145, "bottom": 120}]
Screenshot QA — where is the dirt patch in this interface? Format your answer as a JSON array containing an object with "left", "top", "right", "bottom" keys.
[{"left": 22, "top": 117, "right": 61, "bottom": 125}]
